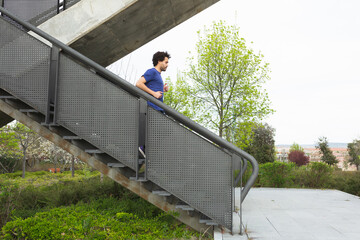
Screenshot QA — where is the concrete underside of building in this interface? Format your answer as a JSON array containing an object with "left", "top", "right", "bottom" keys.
[{"left": 38, "top": 0, "right": 219, "bottom": 66}]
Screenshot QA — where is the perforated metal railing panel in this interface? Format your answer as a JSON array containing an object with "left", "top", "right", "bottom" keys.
[
  {"left": 147, "top": 107, "right": 233, "bottom": 230},
  {"left": 3, "top": 0, "right": 82, "bottom": 26},
  {"left": 3, "top": 0, "right": 57, "bottom": 24},
  {"left": 0, "top": 17, "right": 49, "bottom": 114},
  {"left": 57, "top": 53, "right": 138, "bottom": 169}
]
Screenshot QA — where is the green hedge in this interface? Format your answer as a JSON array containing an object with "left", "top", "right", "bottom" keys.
[
  {"left": 241, "top": 161, "right": 360, "bottom": 197},
  {"left": 258, "top": 162, "right": 296, "bottom": 187}
]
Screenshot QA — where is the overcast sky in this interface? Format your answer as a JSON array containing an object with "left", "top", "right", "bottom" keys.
[{"left": 108, "top": 0, "right": 360, "bottom": 145}]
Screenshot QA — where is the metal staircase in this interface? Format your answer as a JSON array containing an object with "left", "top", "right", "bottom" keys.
[{"left": 0, "top": 6, "right": 259, "bottom": 234}]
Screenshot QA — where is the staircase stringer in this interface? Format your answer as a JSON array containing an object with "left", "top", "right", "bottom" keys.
[{"left": 0, "top": 98, "right": 211, "bottom": 234}]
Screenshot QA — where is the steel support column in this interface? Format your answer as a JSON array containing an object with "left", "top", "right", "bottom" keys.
[
  {"left": 45, "top": 46, "right": 60, "bottom": 125},
  {"left": 137, "top": 98, "right": 147, "bottom": 180}
]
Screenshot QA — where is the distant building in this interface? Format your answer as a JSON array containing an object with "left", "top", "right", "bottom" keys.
[
  {"left": 275, "top": 146, "right": 357, "bottom": 171},
  {"left": 276, "top": 148, "right": 289, "bottom": 162}
]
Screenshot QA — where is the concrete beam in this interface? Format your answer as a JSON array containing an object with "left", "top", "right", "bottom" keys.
[
  {"left": 0, "top": 98, "right": 211, "bottom": 234},
  {"left": 38, "top": 0, "right": 219, "bottom": 66}
]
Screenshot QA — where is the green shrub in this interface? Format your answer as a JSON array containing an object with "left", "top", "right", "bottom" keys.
[
  {"left": 1, "top": 198, "right": 198, "bottom": 240},
  {"left": 29, "top": 171, "right": 49, "bottom": 176},
  {"left": 2, "top": 171, "right": 23, "bottom": 179},
  {"left": 302, "top": 162, "right": 333, "bottom": 188},
  {"left": 258, "top": 162, "right": 296, "bottom": 187},
  {"left": 240, "top": 161, "right": 360, "bottom": 197},
  {"left": 342, "top": 176, "right": 360, "bottom": 196},
  {"left": 0, "top": 182, "right": 20, "bottom": 227},
  {"left": 292, "top": 162, "right": 333, "bottom": 188},
  {"left": 0, "top": 173, "right": 127, "bottom": 227},
  {"left": 328, "top": 171, "right": 360, "bottom": 196}
]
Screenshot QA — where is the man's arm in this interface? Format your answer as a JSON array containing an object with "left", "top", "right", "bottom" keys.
[{"left": 136, "top": 76, "right": 163, "bottom": 99}]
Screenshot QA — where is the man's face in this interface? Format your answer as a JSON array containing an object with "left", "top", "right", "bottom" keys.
[{"left": 159, "top": 57, "right": 169, "bottom": 72}]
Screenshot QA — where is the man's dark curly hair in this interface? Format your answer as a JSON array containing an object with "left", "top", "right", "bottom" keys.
[{"left": 152, "top": 51, "right": 171, "bottom": 67}]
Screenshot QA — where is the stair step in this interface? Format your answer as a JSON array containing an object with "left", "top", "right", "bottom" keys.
[
  {"left": 63, "top": 136, "right": 82, "bottom": 140},
  {"left": 129, "top": 177, "right": 148, "bottom": 182},
  {"left": 20, "top": 109, "right": 38, "bottom": 113},
  {"left": 152, "top": 190, "right": 171, "bottom": 196},
  {"left": 199, "top": 217, "right": 218, "bottom": 225},
  {"left": 205, "top": 222, "right": 218, "bottom": 226},
  {"left": 0, "top": 96, "right": 16, "bottom": 99},
  {"left": 85, "top": 149, "right": 104, "bottom": 154},
  {"left": 175, "top": 205, "right": 194, "bottom": 211},
  {"left": 199, "top": 218, "right": 212, "bottom": 223},
  {"left": 107, "top": 162, "right": 125, "bottom": 168},
  {"left": 41, "top": 122, "right": 59, "bottom": 126}
]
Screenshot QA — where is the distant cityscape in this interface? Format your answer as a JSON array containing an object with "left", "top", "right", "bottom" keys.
[
  {"left": 275, "top": 143, "right": 356, "bottom": 171},
  {"left": 276, "top": 143, "right": 348, "bottom": 149}
]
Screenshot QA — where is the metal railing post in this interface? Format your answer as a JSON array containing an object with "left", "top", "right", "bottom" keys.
[
  {"left": 45, "top": 46, "right": 60, "bottom": 125},
  {"left": 137, "top": 98, "right": 147, "bottom": 180},
  {"left": 57, "top": 0, "right": 60, "bottom": 14},
  {"left": 231, "top": 153, "right": 236, "bottom": 234}
]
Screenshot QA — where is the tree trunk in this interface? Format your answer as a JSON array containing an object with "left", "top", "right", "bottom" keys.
[
  {"left": 0, "top": 161, "right": 9, "bottom": 173},
  {"left": 219, "top": 122, "right": 223, "bottom": 138},
  {"left": 71, "top": 155, "right": 75, "bottom": 177},
  {"left": 100, "top": 173, "right": 104, "bottom": 183},
  {"left": 54, "top": 156, "right": 57, "bottom": 173},
  {"left": 22, "top": 150, "right": 26, "bottom": 178}
]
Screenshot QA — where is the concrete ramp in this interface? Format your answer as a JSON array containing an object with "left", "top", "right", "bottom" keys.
[
  {"left": 38, "top": 0, "right": 219, "bottom": 66},
  {"left": 241, "top": 188, "right": 360, "bottom": 240}
]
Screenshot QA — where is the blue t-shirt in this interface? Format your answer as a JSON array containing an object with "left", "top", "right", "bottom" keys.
[{"left": 143, "top": 68, "right": 164, "bottom": 112}]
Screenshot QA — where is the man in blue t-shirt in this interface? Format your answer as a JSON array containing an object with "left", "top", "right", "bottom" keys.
[
  {"left": 135, "top": 51, "right": 170, "bottom": 159},
  {"left": 136, "top": 51, "right": 171, "bottom": 113}
]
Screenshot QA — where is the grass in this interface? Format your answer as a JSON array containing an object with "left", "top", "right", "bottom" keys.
[{"left": 0, "top": 170, "right": 205, "bottom": 239}]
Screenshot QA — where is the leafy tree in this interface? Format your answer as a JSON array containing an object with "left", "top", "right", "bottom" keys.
[
  {"left": 12, "top": 122, "right": 41, "bottom": 178},
  {"left": 228, "top": 121, "right": 257, "bottom": 150},
  {"left": 289, "top": 143, "right": 304, "bottom": 153},
  {"left": 35, "top": 137, "right": 79, "bottom": 173},
  {"left": 288, "top": 143, "right": 308, "bottom": 166},
  {"left": 163, "top": 75, "right": 200, "bottom": 120},
  {"left": 245, "top": 123, "right": 276, "bottom": 164},
  {"left": 186, "top": 21, "right": 273, "bottom": 139},
  {"left": 347, "top": 139, "right": 360, "bottom": 171},
  {"left": 315, "top": 137, "right": 338, "bottom": 166},
  {"left": 0, "top": 126, "right": 21, "bottom": 173},
  {"left": 288, "top": 150, "right": 309, "bottom": 166}
]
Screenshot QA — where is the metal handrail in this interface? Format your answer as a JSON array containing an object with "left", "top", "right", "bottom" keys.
[{"left": 0, "top": 6, "right": 258, "bottom": 202}]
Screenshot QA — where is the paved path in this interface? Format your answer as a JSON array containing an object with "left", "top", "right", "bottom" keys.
[{"left": 215, "top": 188, "right": 360, "bottom": 240}]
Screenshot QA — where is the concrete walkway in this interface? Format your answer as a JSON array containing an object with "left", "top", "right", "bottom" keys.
[{"left": 215, "top": 188, "right": 360, "bottom": 240}]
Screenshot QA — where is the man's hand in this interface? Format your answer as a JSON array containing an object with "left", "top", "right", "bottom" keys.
[
  {"left": 153, "top": 91, "right": 163, "bottom": 99},
  {"left": 164, "top": 83, "right": 169, "bottom": 92}
]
